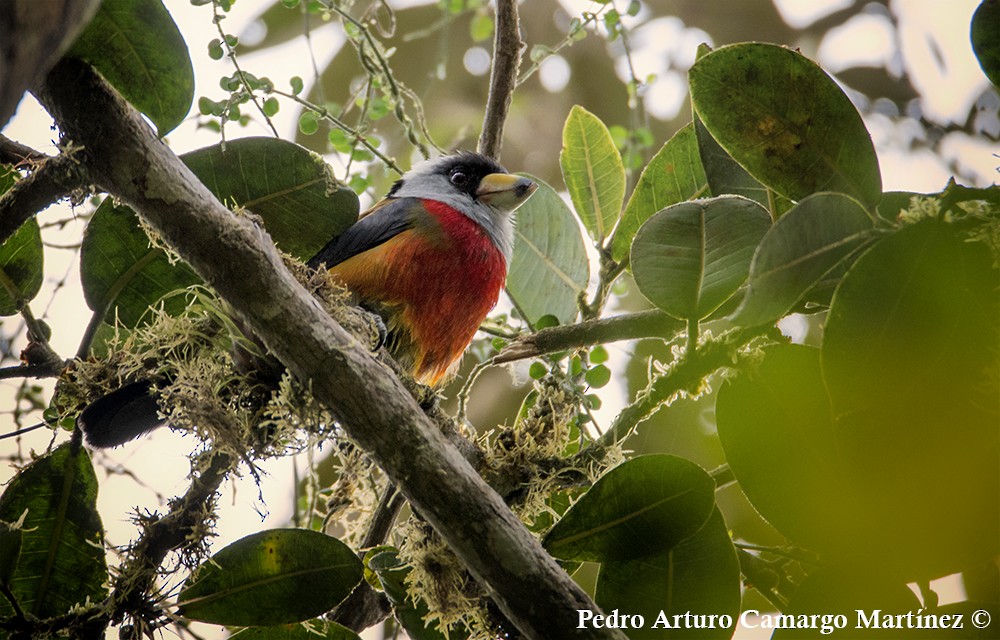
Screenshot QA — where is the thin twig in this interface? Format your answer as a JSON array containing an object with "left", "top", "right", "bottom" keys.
[
  {"left": 478, "top": 0, "right": 523, "bottom": 161},
  {"left": 496, "top": 309, "right": 683, "bottom": 363}
]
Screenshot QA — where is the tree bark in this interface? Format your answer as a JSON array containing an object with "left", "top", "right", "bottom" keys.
[{"left": 35, "top": 58, "right": 625, "bottom": 640}]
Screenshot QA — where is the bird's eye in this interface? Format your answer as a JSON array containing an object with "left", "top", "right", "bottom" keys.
[{"left": 450, "top": 171, "right": 468, "bottom": 187}]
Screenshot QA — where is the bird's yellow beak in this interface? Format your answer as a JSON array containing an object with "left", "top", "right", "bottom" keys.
[{"left": 476, "top": 173, "right": 537, "bottom": 210}]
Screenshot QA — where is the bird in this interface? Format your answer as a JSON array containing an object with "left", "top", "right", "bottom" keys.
[
  {"left": 78, "top": 152, "right": 536, "bottom": 447},
  {"left": 308, "top": 151, "right": 537, "bottom": 386}
]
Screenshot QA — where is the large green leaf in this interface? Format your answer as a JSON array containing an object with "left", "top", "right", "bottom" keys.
[
  {"left": 595, "top": 509, "right": 740, "bottom": 640},
  {"left": 80, "top": 138, "right": 358, "bottom": 328},
  {"left": 229, "top": 620, "right": 361, "bottom": 640},
  {"left": 689, "top": 43, "right": 881, "bottom": 208},
  {"left": 506, "top": 176, "right": 589, "bottom": 325},
  {"left": 0, "top": 444, "right": 107, "bottom": 619},
  {"left": 0, "top": 218, "right": 43, "bottom": 316},
  {"left": 182, "top": 137, "right": 359, "bottom": 260},
  {"left": 823, "top": 220, "right": 997, "bottom": 416},
  {"left": 611, "top": 124, "right": 709, "bottom": 262},
  {"left": 731, "top": 192, "right": 875, "bottom": 326},
  {"left": 80, "top": 200, "right": 200, "bottom": 328},
  {"left": 543, "top": 455, "right": 716, "bottom": 562},
  {"left": 822, "top": 220, "right": 999, "bottom": 579},
  {"left": 631, "top": 196, "right": 771, "bottom": 320},
  {"left": 560, "top": 105, "right": 626, "bottom": 244},
  {"left": 178, "top": 528, "right": 363, "bottom": 626},
  {"left": 717, "top": 345, "right": 868, "bottom": 556},
  {"left": 972, "top": 0, "right": 1000, "bottom": 88},
  {"left": 69, "top": 0, "right": 194, "bottom": 135}
]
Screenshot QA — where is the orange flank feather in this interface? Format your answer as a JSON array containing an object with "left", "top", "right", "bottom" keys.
[{"left": 326, "top": 199, "right": 507, "bottom": 385}]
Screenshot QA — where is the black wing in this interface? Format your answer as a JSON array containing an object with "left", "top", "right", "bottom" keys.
[{"left": 308, "top": 197, "right": 416, "bottom": 269}]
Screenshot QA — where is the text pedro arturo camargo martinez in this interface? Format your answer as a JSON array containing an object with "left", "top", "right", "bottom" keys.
[{"left": 577, "top": 608, "right": 970, "bottom": 634}]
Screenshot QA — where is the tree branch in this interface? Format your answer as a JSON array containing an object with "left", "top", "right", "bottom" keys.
[
  {"left": 477, "top": 0, "right": 522, "bottom": 161},
  {"left": 0, "top": 149, "right": 89, "bottom": 246},
  {"left": 0, "top": 134, "right": 49, "bottom": 165},
  {"left": 35, "top": 58, "right": 624, "bottom": 640},
  {"left": 496, "top": 309, "right": 684, "bottom": 363},
  {"left": 110, "top": 450, "right": 236, "bottom": 630}
]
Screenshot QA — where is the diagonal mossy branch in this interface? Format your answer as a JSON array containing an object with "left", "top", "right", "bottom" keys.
[{"left": 35, "top": 57, "right": 625, "bottom": 640}]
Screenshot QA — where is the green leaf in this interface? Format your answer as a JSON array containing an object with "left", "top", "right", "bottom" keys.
[
  {"left": 543, "top": 455, "right": 716, "bottom": 562},
  {"left": 631, "top": 196, "right": 771, "bottom": 320},
  {"left": 823, "top": 220, "right": 997, "bottom": 417},
  {"left": 80, "top": 200, "right": 200, "bottom": 327},
  {"left": 178, "top": 528, "right": 363, "bottom": 626},
  {"left": 81, "top": 138, "right": 358, "bottom": 327},
  {"left": 693, "top": 114, "right": 792, "bottom": 215},
  {"left": 0, "top": 444, "right": 107, "bottom": 619},
  {"left": 585, "top": 364, "right": 611, "bottom": 388},
  {"left": 507, "top": 176, "right": 589, "bottom": 325},
  {"left": 595, "top": 509, "right": 740, "bottom": 640},
  {"left": 611, "top": 123, "right": 710, "bottom": 262},
  {"left": 690, "top": 43, "right": 881, "bottom": 208},
  {"left": 560, "top": 105, "right": 626, "bottom": 244},
  {"left": 731, "top": 192, "right": 874, "bottom": 326},
  {"left": 182, "top": 137, "right": 359, "bottom": 259},
  {"left": 229, "top": 620, "right": 361, "bottom": 640},
  {"left": 469, "top": 13, "right": 494, "bottom": 42},
  {"left": 69, "top": 0, "right": 194, "bottom": 135},
  {"left": 716, "top": 345, "right": 862, "bottom": 556},
  {"left": 822, "top": 220, "right": 999, "bottom": 578},
  {"left": 0, "top": 218, "right": 44, "bottom": 316},
  {"left": 972, "top": 0, "right": 1000, "bottom": 88}
]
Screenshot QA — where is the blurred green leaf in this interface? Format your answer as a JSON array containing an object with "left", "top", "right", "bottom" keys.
[
  {"left": 507, "top": 176, "right": 589, "bottom": 325},
  {"left": 595, "top": 509, "right": 740, "bottom": 640},
  {"left": 972, "top": 0, "right": 1000, "bottom": 88},
  {"left": 716, "top": 345, "right": 862, "bottom": 558},
  {"left": 611, "top": 123, "right": 709, "bottom": 262},
  {"left": 182, "top": 137, "right": 359, "bottom": 259},
  {"left": 690, "top": 43, "right": 881, "bottom": 208},
  {"left": 69, "top": 0, "right": 194, "bottom": 135},
  {"left": 80, "top": 200, "right": 200, "bottom": 327},
  {"left": 229, "top": 620, "right": 361, "bottom": 640},
  {"left": 0, "top": 444, "right": 107, "bottom": 619},
  {"left": 823, "top": 220, "right": 997, "bottom": 417},
  {"left": 543, "top": 455, "right": 716, "bottom": 562},
  {"left": 731, "top": 192, "right": 874, "bottom": 326},
  {"left": 560, "top": 105, "right": 626, "bottom": 244},
  {"left": 631, "top": 196, "right": 771, "bottom": 320},
  {"left": 178, "top": 529, "right": 363, "bottom": 626},
  {"left": 0, "top": 218, "right": 43, "bottom": 316},
  {"left": 823, "top": 220, "right": 999, "bottom": 579}
]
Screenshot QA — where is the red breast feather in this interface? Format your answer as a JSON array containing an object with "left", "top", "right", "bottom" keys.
[{"left": 327, "top": 199, "right": 507, "bottom": 385}]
